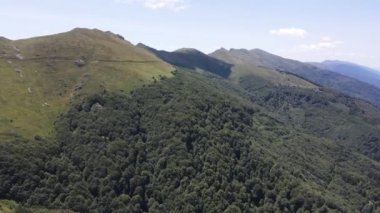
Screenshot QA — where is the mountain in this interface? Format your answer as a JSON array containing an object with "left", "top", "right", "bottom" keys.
[
  {"left": 2, "top": 68, "right": 379, "bottom": 212},
  {"left": 0, "top": 28, "right": 173, "bottom": 138},
  {"left": 210, "top": 48, "right": 318, "bottom": 90},
  {"left": 137, "top": 44, "right": 232, "bottom": 78},
  {"left": 311, "top": 60, "right": 380, "bottom": 89},
  {"left": 211, "top": 48, "right": 380, "bottom": 106},
  {"left": 1, "top": 29, "right": 380, "bottom": 212},
  {"left": 140, "top": 45, "right": 318, "bottom": 90}
]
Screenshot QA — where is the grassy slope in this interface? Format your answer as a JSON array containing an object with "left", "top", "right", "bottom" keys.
[
  {"left": 229, "top": 64, "right": 317, "bottom": 89},
  {"left": 0, "top": 200, "right": 16, "bottom": 213},
  {"left": 210, "top": 49, "right": 317, "bottom": 89},
  {"left": 211, "top": 48, "right": 380, "bottom": 106},
  {"left": 0, "top": 199, "right": 75, "bottom": 213},
  {"left": 0, "top": 28, "right": 173, "bottom": 138}
]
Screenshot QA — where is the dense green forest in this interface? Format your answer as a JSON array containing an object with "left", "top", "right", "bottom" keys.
[{"left": 1, "top": 69, "right": 379, "bottom": 212}]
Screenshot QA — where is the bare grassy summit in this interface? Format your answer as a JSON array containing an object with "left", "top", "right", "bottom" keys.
[{"left": 0, "top": 28, "right": 173, "bottom": 138}]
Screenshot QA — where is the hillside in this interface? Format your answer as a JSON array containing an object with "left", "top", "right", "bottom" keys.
[
  {"left": 1, "top": 69, "right": 379, "bottom": 212},
  {"left": 137, "top": 44, "right": 232, "bottom": 78},
  {"left": 140, "top": 45, "right": 317, "bottom": 90},
  {"left": 210, "top": 48, "right": 318, "bottom": 90},
  {"left": 311, "top": 60, "right": 380, "bottom": 89},
  {"left": 0, "top": 28, "right": 173, "bottom": 138},
  {"left": 1, "top": 29, "right": 380, "bottom": 212},
  {"left": 211, "top": 48, "right": 380, "bottom": 106}
]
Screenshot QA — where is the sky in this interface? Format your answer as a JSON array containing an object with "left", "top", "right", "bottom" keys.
[{"left": 1, "top": 0, "right": 380, "bottom": 69}]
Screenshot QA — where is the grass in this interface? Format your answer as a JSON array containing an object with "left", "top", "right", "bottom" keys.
[
  {"left": 0, "top": 200, "right": 75, "bottom": 213},
  {"left": 229, "top": 64, "right": 318, "bottom": 89},
  {"left": 0, "top": 200, "right": 17, "bottom": 213},
  {"left": 209, "top": 48, "right": 318, "bottom": 89},
  {"left": 0, "top": 28, "right": 173, "bottom": 138}
]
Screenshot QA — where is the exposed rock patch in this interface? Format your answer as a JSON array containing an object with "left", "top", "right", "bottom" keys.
[{"left": 74, "top": 59, "right": 86, "bottom": 67}]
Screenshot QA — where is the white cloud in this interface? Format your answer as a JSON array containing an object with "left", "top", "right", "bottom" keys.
[
  {"left": 300, "top": 39, "right": 343, "bottom": 51},
  {"left": 276, "top": 37, "right": 344, "bottom": 56},
  {"left": 116, "top": 0, "right": 187, "bottom": 11},
  {"left": 145, "top": 0, "right": 186, "bottom": 10},
  {"left": 270, "top": 27, "right": 307, "bottom": 37}
]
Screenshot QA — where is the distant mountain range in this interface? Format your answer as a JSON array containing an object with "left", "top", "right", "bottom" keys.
[{"left": 311, "top": 60, "right": 380, "bottom": 89}]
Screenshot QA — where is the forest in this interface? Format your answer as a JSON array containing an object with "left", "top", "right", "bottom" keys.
[{"left": 0, "top": 70, "right": 379, "bottom": 212}]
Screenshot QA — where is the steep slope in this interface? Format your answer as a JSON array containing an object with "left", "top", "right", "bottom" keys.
[
  {"left": 0, "top": 28, "right": 173, "bottom": 138},
  {"left": 1, "top": 70, "right": 379, "bottom": 212},
  {"left": 137, "top": 44, "right": 232, "bottom": 78},
  {"left": 311, "top": 60, "right": 380, "bottom": 89},
  {"left": 211, "top": 48, "right": 380, "bottom": 106},
  {"left": 212, "top": 48, "right": 380, "bottom": 161}
]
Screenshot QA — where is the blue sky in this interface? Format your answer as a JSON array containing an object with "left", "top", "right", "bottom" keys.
[{"left": 1, "top": 0, "right": 380, "bottom": 69}]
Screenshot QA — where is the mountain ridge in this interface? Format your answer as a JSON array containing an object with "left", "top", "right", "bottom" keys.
[
  {"left": 311, "top": 60, "right": 380, "bottom": 89},
  {"left": 211, "top": 48, "right": 380, "bottom": 106},
  {"left": 137, "top": 43, "right": 233, "bottom": 78}
]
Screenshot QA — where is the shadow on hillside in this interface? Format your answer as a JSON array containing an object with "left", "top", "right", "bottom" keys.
[{"left": 138, "top": 44, "right": 233, "bottom": 78}]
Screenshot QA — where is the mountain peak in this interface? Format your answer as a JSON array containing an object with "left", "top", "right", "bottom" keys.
[
  {"left": 136, "top": 43, "right": 155, "bottom": 51},
  {"left": 136, "top": 42, "right": 148, "bottom": 47},
  {"left": 217, "top": 47, "right": 228, "bottom": 52},
  {"left": 250, "top": 48, "right": 270, "bottom": 54},
  {"left": 10, "top": 27, "right": 153, "bottom": 61},
  {"left": 0, "top": 28, "right": 173, "bottom": 137},
  {"left": 140, "top": 44, "right": 232, "bottom": 78},
  {"left": 70, "top": 27, "right": 101, "bottom": 33},
  {"left": 69, "top": 27, "right": 111, "bottom": 35},
  {"left": 174, "top": 48, "right": 203, "bottom": 54},
  {"left": 230, "top": 48, "right": 250, "bottom": 53},
  {"left": 213, "top": 48, "right": 273, "bottom": 57},
  {"left": 66, "top": 27, "right": 126, "bottom": 41}
]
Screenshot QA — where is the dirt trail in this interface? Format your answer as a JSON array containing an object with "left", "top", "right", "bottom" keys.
[{"left": 0, "top": 56, "right": 161, "bottom": 63}]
